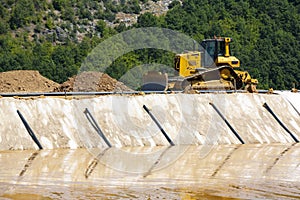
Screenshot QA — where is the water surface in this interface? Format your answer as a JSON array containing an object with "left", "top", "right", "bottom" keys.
[{"left": 0, "top": 144, "right": 299, "bottom": 199}]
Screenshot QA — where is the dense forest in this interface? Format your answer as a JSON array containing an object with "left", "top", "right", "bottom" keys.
[{"left": 0, "top": 0, "right": 299, "bottom": 90}]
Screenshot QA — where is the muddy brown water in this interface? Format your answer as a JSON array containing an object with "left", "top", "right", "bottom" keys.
[{"left": 0, "top": 144, "right": 299, "bottom": 199}]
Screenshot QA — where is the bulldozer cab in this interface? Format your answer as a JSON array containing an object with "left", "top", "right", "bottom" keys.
[
  {"left": 201, "top": 37, "right": 240, "bottom": 68},
  {"left": 173, "top": 37, "right": 240, "bottom": 77},
  {"left": 144, "top": 37, "right": 258, "bottom": 92}
]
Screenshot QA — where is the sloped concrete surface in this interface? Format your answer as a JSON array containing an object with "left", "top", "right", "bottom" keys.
[{"left": 0, "top": 92, "right": 299, "bottom": 150}]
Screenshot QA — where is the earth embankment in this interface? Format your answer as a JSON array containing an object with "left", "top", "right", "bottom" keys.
[{"left": 0, "top": 70, "right": 132, "bottom": 93}]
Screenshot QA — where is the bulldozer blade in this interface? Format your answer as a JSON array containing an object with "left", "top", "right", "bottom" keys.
[{"left": 142, "top": 71, "right": 168, "bottom": 91}]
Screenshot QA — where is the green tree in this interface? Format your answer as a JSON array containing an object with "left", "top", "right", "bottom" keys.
[
  {"left": 168, "top": 0, "right": 181, "bottom": 9},
  {"left": 9, "top": 0, "right": 35, "bottom": 29},
  {"left": 51, "top": 43, "right": 79, "bottom": 83},
  {"left": 106, "top": 52, "right": 142, "bottom": 80},
  {"left": 32, "top": 42, "right": 56, "bottom": 80},
  {"left": 137, "top": 12, "right": 159, "bottom": 27}
]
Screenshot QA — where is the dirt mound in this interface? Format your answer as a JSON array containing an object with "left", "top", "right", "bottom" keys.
[
  {"left": 54, "top": 71, "right": 133, "bottom": 92},
  {"left": 0, "top": 70, "right": 59, "bottom": 93}
]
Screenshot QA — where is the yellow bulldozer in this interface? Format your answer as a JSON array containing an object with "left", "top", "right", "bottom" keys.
[{"left": 142, "top": 37, "right": 258, "bottom": 92}]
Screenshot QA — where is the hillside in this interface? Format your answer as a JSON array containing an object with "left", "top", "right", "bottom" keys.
[
  {"left": 0, "top": 0, "right": 299, "bottom": 90},
  {"left": 0, "top": 0, "right": 175, "bottom": 43}
]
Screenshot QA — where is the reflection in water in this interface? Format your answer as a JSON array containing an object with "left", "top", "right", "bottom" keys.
[
  {"left": 85, "top": 147, "right": 110, "bottom": 178},
  {"left": 0, "top": 144, "right": 299, "bottom": 199},
  {"left": 85, "top": 145, "right": 190, "bottom": 175},
  {"left": 18, "top": 151, "right": 40, "bottom": 177},
  {"left": 211, "top": 145, "right": 241, "bottom": 177},
  {"left": 143, "top": 145, "right": 173, "bottom": 178},
  {"left": 265, "top": 143, "right": 296, "bottom": 174}
]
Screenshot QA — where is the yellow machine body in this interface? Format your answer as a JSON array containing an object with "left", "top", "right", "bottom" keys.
[{"left": 142, "top": 37, "right": 258, "bottom": 92}]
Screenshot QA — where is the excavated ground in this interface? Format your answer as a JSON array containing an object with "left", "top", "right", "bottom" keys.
[
  {"left": 0, "top": 70, "right": 132, "bottom": 93},
  {"left": 54, "top": 71, "right": 132, "bottom": 92},
  {"left": 0, "top": 70, "right": 59, "bottom": 93}
]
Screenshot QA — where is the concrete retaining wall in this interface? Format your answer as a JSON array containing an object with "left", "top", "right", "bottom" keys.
[{"left": 0, "top": 92, "right": 299, "bottom": 150}]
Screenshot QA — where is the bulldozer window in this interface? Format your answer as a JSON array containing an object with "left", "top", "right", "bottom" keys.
[
  {"left": 218, "top": 41, "right": 225, "bottom": 56},
  {"left": 201, "top": 41, "right": 215, "bottom": 67},
  {"left": 206, "top": 42, "right": 216, "bottom": 59}
]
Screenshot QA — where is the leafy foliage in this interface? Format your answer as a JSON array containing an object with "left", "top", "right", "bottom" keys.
[
  {"left": 0, "top": 0, "right": 299, "bottom": 89},
  {"left": 159, "top": 0, "right": 300, "bottom": 89}
]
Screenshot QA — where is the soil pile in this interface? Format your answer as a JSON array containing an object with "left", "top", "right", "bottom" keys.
[
  {"left": 54, "top": 71, "right": 133, "bottom": 92},
  {"left": 0, "top": 70, "right": 59, "bottom": 93}
]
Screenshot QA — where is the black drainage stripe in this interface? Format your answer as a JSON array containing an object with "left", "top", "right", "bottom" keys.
[
  {"left": 84, "top": 108, "right": 112, "bottom": 148},
  {"left": 17, "top": 110, "right": 43, "bottom": 150},
  {"left": 263, "top": 102, "right": 299, "bottom": 143},
  {"left": 209, "top": 102, "right": 245, "bottom": 144},
  {"left": 143, "top": 105, "right": 175, "bottom": 146}
]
